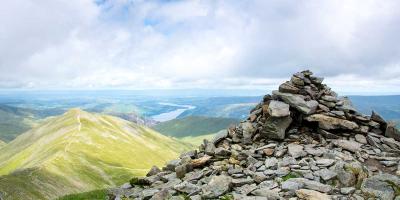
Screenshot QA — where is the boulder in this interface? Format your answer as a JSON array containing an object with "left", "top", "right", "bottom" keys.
[
  {"left": 332, "top": 140, "right": 362, "bottom": 153},
  {"left": 279, "top": 82, "right": 300, "bottom": 94},
  {"left": 212, "top": 129, "right": 228, "bottom": 145},
  {"left": 272, "top": 91, "right": 318, "bottom": 115},
  {"left": 288, "top": 143, "right": 307, "bottom": 158},
  {"left": 147, "top": 166, "right": 161, "bottom": 177},
  {"left": 261, "top": 116, "right": 292, "bottom": 140},
  {"left": 371, "top": 111, "right": 387, "bottom": 124},
  {"left": 282, "top": 178, "right": 332, "bottom": 193},
  {"left": 174, "top": 181, "right": 201, "bottom": 194},
  {"left": 361, "top": 174, "right": 400, "bottom": 200},
  {"left": 305, "top": 114, "right": 359, "bottom": 130},
  {"left": 202, "top": 175, "right": 232, "bottom": 198},
  {"left": 268, "top": 100, "right": 290, "bottom": 117},
  {"left": 242, "top": 122, "right": 256, "bottom": 143}
]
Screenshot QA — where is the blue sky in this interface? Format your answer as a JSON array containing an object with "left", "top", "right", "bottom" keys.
[{"left": 0, "top": 0, "right": 400, "bottom": 94}]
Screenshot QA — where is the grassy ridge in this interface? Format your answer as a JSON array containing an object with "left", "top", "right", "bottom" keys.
[
  {"left": 0, "top": 109, "right": 193, "bottom": 200},
  {"left": 153, "top": 116, "right": 239, "bottom": 138}
]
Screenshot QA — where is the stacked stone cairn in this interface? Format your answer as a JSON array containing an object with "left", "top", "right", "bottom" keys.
[{"left": 110, "top": 70, "right": 400, "bottom": 200}]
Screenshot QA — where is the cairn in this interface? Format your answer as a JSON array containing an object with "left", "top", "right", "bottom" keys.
[{"left": 110, "top": 70, "right": 400, "bottom": 200}]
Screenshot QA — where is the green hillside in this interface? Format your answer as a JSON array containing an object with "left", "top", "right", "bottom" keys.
[
  {"left": 0, "top": 109, "right": 192, "bottom": 200},
  {"left": 153, "top": 116, "right": 239, "bottom": 138},
  {"left": 0, "top": 105, "right": 39, "bottom": 142}
]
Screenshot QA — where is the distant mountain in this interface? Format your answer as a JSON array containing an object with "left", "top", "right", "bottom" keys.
[
  {"left": 0, "top": 109, "right": 192, "bottom": 200},
  {"left": 153, "top": 116, "right": 239, "bottom": 138}
]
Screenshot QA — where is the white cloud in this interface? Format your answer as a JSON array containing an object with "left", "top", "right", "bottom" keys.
[{"left": 0, "top": 0, "right": 399, "bottom": 94}]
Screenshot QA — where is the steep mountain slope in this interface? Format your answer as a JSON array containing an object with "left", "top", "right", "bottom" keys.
[
  {"left": 0, "top": 109, "right": 192, "bottom": 200},
  {"left": 153, "top": 116, "right": 239, "bottom": 138}
]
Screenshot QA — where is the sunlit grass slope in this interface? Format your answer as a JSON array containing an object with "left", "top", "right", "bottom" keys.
[
  {"left": 179, "top": 133, "right": 216, "bottom": 146},
  {"left": 0, "top": 108, "right": 192, "bottom": 200}
]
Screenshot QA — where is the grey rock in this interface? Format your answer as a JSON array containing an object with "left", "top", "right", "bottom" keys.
[
  {"left": 215, "top": 147, "right": 231, "bottom": 156},
  {"left": 318, "top": 129, "right": 339, "bottom": 139},
  {"left": 281, "top": 179, "right": 304, "bottom": 191},
  {"left": 295, "top": 189, "right": 331, "bottom": 200},
  {"left": 272, "top": 91, "right": 318, "bottom": 115},
  {"left": 315, "top": 168, "right": 337, "bottom": 181},
  {"left": 232, "top": 177, "right": 254, "bottom": 187},
  {"left": 279, "top": 82, "right": 300, "bottom": 94},
  {"left": 175, "top": 164, "right": 190, "bottom": 179},
  {"left": 265, "top": 157, "right": 278, "bottom": 169},
  {"left": 367, "top": 135, "right": 381, "bottom": 148},
  {"left": 212, "top": 129, "right": 228, "bottom": 145},
  {"left": 258, "top": 180, "right": 279, "bottom": 190},
  {"left": 242, "top": 122, "right": 256, "bottom": 143},
  {"left": 141, "top": 188, "right": 160, "bottom": 199},
  {"left": 261, "top": 116, "right": 292, "bottom": 140},
  {"left": 150, "top": 189, "right": 171, "bottom": 200},
  {"left": 174, "top": 181, "right": 201, "bottom": 194},
  {"left": 147, "top": 166, "right": 161, "bottom": 177},
  {"left": 166, "top": 159, "right": 181, "bottom": 171},
  {"left": 340, "top": 187, "right": 355, "bottom": 195},
  {"left": 332, "top": 139, "right": 362, "bottom": 153},
  {"left": 331, "top": 110, "right": 345, "bottom": 116},
  {"left": 361, "top": 174, "right": 400, "bottom": 200},
  {"left": 183, "top": 170, "right": 204, "bottom": 181},
  {"left": 300, "top": 178, "right": 333, "bottom": 193},
  {"left": 253, "top": 172, "right": 268, "bottom": 183},
  {"left": 280, "top": 157, "right": 297, "bottom": 167},
  {"left": 232, "top": 193, "right": 269, "bottom": 200},
  {"left": 251, "top": 188, "right": 280, "bottom": 199},
  {"left": 355, "top": 134, "right": 368, "bottom": 144},
  {"left": 288, "top": 143, "right": 307, "bottom": 159},
  {"left": 268, "top": 100, "right": 290, "bottom": 117},
  {"left": 315, "top": 159, "right": 335, "bottom": 167},
  {"left": 305, "top": 146, "right": 326, "bottom": 156},
  {"left": 333, "top": 161, "right": 365, "bottom": 187},
  {"left": 204, "top": 140, "right": 216, "bottom": 155},
  {"left": 322, "top": 95, "right": 337, "bottom": 102},
  {"left": 234, "top": 184, "right": 257, "bottom": 195},
  {"left": 371, "top": 111, "right": 387, "bottom": 124},
  {"left": 202, "top": 175, "right": 232, "bottom": 198},
  {"left": 305, "top": 114, "right": 359, "bottom": 130},
  {"left": 291, "top": 75, "right": 305, "bottom": 86}
]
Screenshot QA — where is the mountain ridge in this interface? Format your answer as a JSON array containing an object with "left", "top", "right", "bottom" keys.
[{"left": 0, "top": 108, "right": 193, "bottom": 200}]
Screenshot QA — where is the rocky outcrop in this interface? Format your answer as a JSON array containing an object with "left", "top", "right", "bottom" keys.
[{"left": 110, "top": 70, "right": 400, "bottom": 200}]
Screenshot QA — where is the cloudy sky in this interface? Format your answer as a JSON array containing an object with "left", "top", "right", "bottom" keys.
[{"left": 1, "top": 0, "right": 400, "bottom": 94}]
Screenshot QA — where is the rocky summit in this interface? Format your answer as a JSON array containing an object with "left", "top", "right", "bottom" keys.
[{"left": 110, "top": 70, "right": 400, "bottom": 200}]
